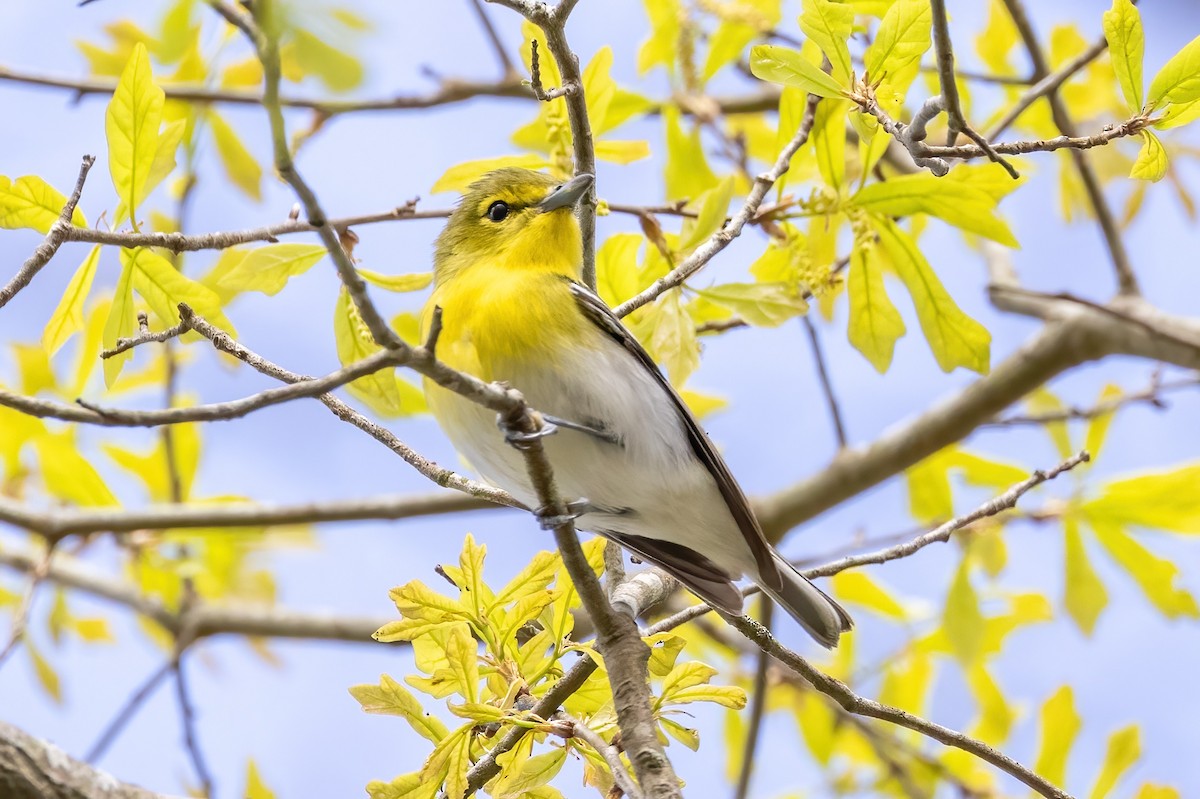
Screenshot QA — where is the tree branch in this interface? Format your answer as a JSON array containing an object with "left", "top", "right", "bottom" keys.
[
  {"left": 1000, "top": 0, "right": 1140, "bottom": 296},
  {"left": 929, "top": 0, "right": 1018, "bottom": 178},
  {"left": 497, "top": 405, "right": 681, "bottom": 799},
  {"left": 0, "top": 155, "right": 94, "bottom": 309},
  {"left": 614, "top": 93, "right": 821, "bottom": 317},
  {"left": 727, "top": 615, "right": 1072, "bottom": 799},
  {"left": 0, "top": 721, "right": 180, "bottom": 799}
]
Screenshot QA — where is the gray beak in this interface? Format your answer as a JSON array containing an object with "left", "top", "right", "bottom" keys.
[{"left": 538, "top": 173, "right": 594, "bottom": 212}]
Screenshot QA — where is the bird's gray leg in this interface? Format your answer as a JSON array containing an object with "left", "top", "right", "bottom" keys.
[{"left": 534, "top": 498, "right": 596, "bottom": 530}]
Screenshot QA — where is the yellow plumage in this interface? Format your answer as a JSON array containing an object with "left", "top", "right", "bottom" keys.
[{"left": 422, "top": 168, "right": 852, "bottom": 648}]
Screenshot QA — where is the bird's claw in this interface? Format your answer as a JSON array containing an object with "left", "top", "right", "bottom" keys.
[
  {"left": 535, "top": 498, "right": 593, "bottom": 530},
  {"left": 497, "top": 415, "right": 559, "bottom": 449}
]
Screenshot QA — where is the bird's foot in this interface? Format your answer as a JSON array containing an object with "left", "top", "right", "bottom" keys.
[
  {"left": 497, "top": 414, "right": 558, "bottom": 450},
  {"left": 534, "top": 498, "right": 594, "bottom": 530}
]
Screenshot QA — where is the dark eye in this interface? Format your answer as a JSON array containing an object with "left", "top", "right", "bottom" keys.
[{"left": 486, "top": 201, "right": 509, "bottom": 222}]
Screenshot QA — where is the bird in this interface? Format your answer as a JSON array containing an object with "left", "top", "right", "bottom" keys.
[{"left": 421, "top": 167, "right": 853, "bottom": 647}]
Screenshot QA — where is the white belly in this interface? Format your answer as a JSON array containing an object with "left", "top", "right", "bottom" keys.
[{"left": 429, "top": 342, "right": 758, "bottom": 578}]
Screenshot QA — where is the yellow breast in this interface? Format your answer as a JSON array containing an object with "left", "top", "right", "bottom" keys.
[{"left": 422, "top": 260, "right": 591, "bottom": 384}]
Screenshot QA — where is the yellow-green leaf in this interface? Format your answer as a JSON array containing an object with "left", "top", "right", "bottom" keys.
[
  {"left": 663, "top": 106, "right": 719, "bottom": 201},
  {"left": 1090, "top": 726, "right": 1141, "bottom": 799},
  {"left": 124, "top": 247, "right": 222, "bottom": 327},
  {"left": 432, "top": 154, "right": 550, "bottom": 195},
  {"left": 1034, "top": 686, "right": 1082, "bottom": 786},
  {"left": 875, "top": 218, "right": 991, "bottom": 374},
  {"left": 103, "top": 256, "right": 138, "bottom": 387},
  {"left": 34, "top": 432, "right": 118, "bottom": 507},
  {"left": 349, "top": 674, "right": 450, "bottom": 744},
  {"left": 681, "top": 177, "right": 734, "bottom": 252},
  {"left": 1136, "top": 785, "right": 1182, "bottom": 799},
  {"left": 245, "top": 760, "right": 277, "bottom": 799},
  {"left": 595, "top": 139, "right": 651, "bottom": 164},
  {"left": 854, "top": 173, "right": 1018, "bottom": 246},
  {"left": 208, "top": 110, "right": 262, "bottom": 201},
  {"left": 750, "top": 45, "right": 846, "bottom": 98},
  {"left": 288, "top": 28, "right": 364, "bottom": 92},
  {"left": 635, "top": 288, "right": 699, "bottom": 385},
  {"left": 219, "top": 243, "right": 327, "bottom": 295},
  {"left": 863, "top": 0, "right": 932, "bottom": 94},
  {"left": 847, "top": 243, "right": 905, "bottom": 372},
  {"left": 1103, "top": 0, "right": 1145, "bottom": 112},
  {"left": 105, "top": 42, "right": 164, "bottom": 225},
  {"left": 358, "top": 269, "right": 434, "bottom": 293},
  {"left": 334, "top": 287, "right": 408, "bottom": 416},
  {"left": 43, "top": 245, "right": 101, "bottom": 356},
  {"left": 1147, "top": 33, "right": 1200, "bottom": 108},
  {"left": 595, "top": 233, "right": 642, "bottom": 307},
  {"left": 1089, "top": 518, "right": 1200, "bottom": 618},
  {"left": 1063, "top": 516, "right": 1108, "bottom": 635},
  {"left": 0, "top": 175, "right": 87, "bottom": 232},
  {"left": 27, "top": 642, "right": 61, "bottom": 703},
  {"left": 1130, "top": 130, "right": 1168, "bottom": 182},
  {"left": 698, "top": 282, "right": 808, "bottom": 327},
  {"left": 1084, "top": 384, "right": 1123, "bottom": 462},
  {"left": 832, "top": 571, "right": 906, "bottom": 619},
  {"left": 366, "top": 773, "right": 438, "bottom": 799},
  {"left": 799, "top": 0, "right": 855, "bottom": 86},
  {"left": 1085, "top": 463, "right": 1200, "bottom": 532},
  {"left": 942, "top": 560, "right": 984, "bottom": 665}
]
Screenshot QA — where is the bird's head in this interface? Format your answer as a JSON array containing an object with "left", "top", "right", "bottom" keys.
[{"left": 433, "top": 168, "right": 594, "bottom": 284}]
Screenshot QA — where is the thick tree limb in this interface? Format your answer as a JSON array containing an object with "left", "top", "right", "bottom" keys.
[
  {"left": 757, "top": 281, "right": 1200, "bottom": 539},
  {"left": 0, "top": 720, "right": 180, "bottom": 799}
]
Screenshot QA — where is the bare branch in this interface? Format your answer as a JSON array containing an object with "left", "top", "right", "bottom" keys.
[
  {"left": 733, "top": 598, "right": 773, "bottom": 799},
  {"left": 172, "top": 657, "right": 213, "bottom": 797},
  {"left": 0, "top": 347, "right": 401, "bottom": 428},
  {"left": 101, "top": 318, "right": 188, "bottom": 359},
  {"left": 0, "top": 155, "right": 95, "bottom": 309},
  {"left": 0, "top": 545, "right": 55, "bottom": 670},
  {"left": 0, "top": 491, "right": 508, "bottom": 540},
  {"left": 985, "top": 36, "right": 1110, "bottom": 141},
  {"left": 561, "top": 714, "right": 643, "bottom": 799},
  {"left": 468, "top": 0, "right": 520, "bottom": 78},
  {"left": 497, "top": 406, "right": 681, "bottom": 799},
  {"left": 929, "top": 0, "right": 1018, "bottom": 178},
  {"left": 802, "top": 452, "right": 1090, "bottom": 579},
  {"left": 727, "top": 615, "right": 1072, "bottom": 799},
  {"left": 178, "top": 307, "right": 518, "bottom": 507},
  {"left": 615, "top": 94, "right": 821, "bottom": 317},
  {"left": 801, "top": 317, "right": 848, "bottom": 449},
  {"left": 0, "top": 546, "right": 396, "bottom": 643},
  {"left": 1000, "top": 0, "right": 1140, "bottom": 296},
  {"left": 86, "top": 662, "right": 173, "bottom": 764},
  {"left": 757, "top": 279, "right": 1200, "bottom": 542},
  {"left": 1, "top": 720, "right": 181, "bottom": 799}
]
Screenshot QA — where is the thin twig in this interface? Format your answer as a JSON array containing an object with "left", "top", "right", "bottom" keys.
[
  {"left": 86, "top": 662, "right": 174, "bottom": 763},
  {"left": 988, "top": 374, "right": 1197, "bottom": 426},
  {"left": 528, "top": 39, "right": 573, "bottom": 101},
  {"left": 1000, "top": 0, "right": 1140, "bottom": 296},
  {"left": 469, "top": 0, "right": 520, "bottom": 78},
  {"left": 801, "top": 317, "right": 848, "bottom": 448},
  {"left": 733, "top": 597, "right": 773, "bottom": 799},
  {"left": 802, "top": 451, "right": 1090, "bottom": 579},
  {"left": 929, "top": 0, "right": 1018, "bottom": 178},
  {"left": 0, "top": 349, "right": 402, "bottom": 427},
  {"left": 0, "top": 155, "right": 94, "bottom": 309},
  {"left": 562, "top": 714, "right": 643, "bottom": 799},
  {"left": 173, "top": 655, "right": 213, "bottom": 796},
  {"left": 985, "top": 36, "right": 1110, "bottom": 141},
  {"left": 0, "top": 545, "right": 56, "bottom": 670},
  {"left": 727, "top": 615, "right": 1072, "bottom": 799},
  {"left": 615, "top": 93, "right": 822, "bottom": 317}
]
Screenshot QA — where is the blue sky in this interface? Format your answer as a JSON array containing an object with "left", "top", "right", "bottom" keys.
[{"left": 1, "top": 1, "right": 1199, "bottom": 797}]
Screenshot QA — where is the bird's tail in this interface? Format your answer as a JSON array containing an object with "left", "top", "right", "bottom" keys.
[{"left": 759, "top": 553, "right": 853, "bottom": 648}]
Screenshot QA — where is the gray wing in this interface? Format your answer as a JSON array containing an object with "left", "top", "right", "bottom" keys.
[{"left": 566, "top": 280, "right": 782, "bottom": 591}]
